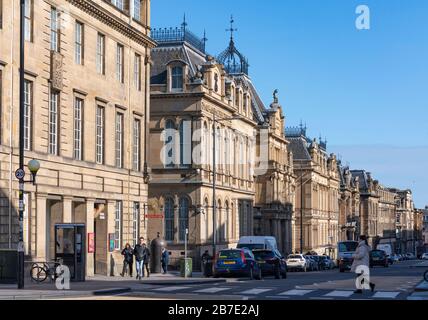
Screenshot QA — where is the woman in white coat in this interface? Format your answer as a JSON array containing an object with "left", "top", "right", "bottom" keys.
[{"left": 351, "top": 235, "right": 376, "bottom": 294}]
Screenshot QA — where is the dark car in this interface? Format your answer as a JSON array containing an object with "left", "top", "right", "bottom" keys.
[
  {"left": 253, "top": 249, "right": 287, "bottom": 279},
  {"left": 319, "top": 256, "right": 334, "bottom": 270},
  {"left": 370, "top": 250, "right": 389, "bottom": 268},
  {"left": 214, "top": 248, "right": 262, "bottom": 280},
  {"left": 309, "top": 255, "right": 323, "bottom": 270}
]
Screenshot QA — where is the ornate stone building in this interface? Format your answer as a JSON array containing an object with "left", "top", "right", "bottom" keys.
[
  {"left": 253, "top": 94, "right": 295, "bottom": 256},
  {"left": 375, "top": 185, "right": 398, "bottom": 248},
  {"left": 147, "top": 20, "right": 296, "bottom": 264},
  {"left": 337, "top": 164, "right": 360, "bottom": 241},
  {"left": 148, "top": 24, "right": 257, "bottom": 265},
  {"left": 286, "top": 126, "right": 340, "bottom": 256},
  {"left": 0, "top": 0, "right": 155, "bottom": 276},
  {"left": 393, "top": 189, "right": 416, "bottom": 253},
  {"left": 350, "top": 170, "right": 380, "bottom": 248}
]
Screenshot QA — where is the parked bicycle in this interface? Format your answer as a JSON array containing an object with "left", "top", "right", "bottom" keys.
[{"left": 30, "top": 259, "right": 63, "bottom": 283}]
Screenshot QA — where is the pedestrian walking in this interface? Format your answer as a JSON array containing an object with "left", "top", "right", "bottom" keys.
[
  {"left": 201, "top": 250, "right": 212, "bottom": 277},
  {"left": 351, "top": 235, "right": 376, "bottom": 294},
  {"left": 120, "top": 243, "right": 134, "bottom": 277},
  {"left": 134, "top": 237, "right": 145, "bottom": 280},
  {"left": 143, "top": 244, "right": 151, "bottom": 278},
  {"left": 161, "top": 247, "right": 169, "bottom": 274}
]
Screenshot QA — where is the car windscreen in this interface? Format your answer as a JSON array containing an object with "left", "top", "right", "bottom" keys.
[
  {"left": 237, "top": 244, "right": 265, "bottom": 250},
  {"left": 338, "top": 242, "right": 359, "bottom": 252},
  {"left": 288, "top": 255, "right": 302, "bottom": 259},
  {"left": 218, "top": 251, "right": 241, "bottom": 259},
  {"left": 253, "top": 251, "right": 275, "bottom": 260}
]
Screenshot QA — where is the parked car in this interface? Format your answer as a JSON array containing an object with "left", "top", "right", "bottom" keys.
[
  {"left": 370, "top": 250, "right": 389, "bottom": 268},
  {"left": 391, "top": 254, "right": 401, "bottom": 262},
  {"left": 421, "top": 253, "right": 428, "bottom": 260},
  {"left": 304, "top": 256, "right": 318, "bottom": 271},
  {"left": 214, "top": 248, "right": 262, "bottom": 280},
  {"left": 308, "top": 255, "right": 322, "bottom": 271},
  {"left": 253, "top": 249, "right": 287, "bottom": 279},
  {"left": 286, "top": 254, "right": 309, "bottom": 272},
  {"left": 405, "top": 253, "right": 417, "bottom": 260},
  {"left": 319, "top": 255, "right": 334, "bottom": 270},
  {"left": 337, "top": 241, "right": 359, "bottom": 272}
]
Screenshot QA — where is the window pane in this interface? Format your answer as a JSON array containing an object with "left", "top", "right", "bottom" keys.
[
  {"left": 172, "top": 67, "right": 183, "bottom": 90},
  {"left": 179, "top": 198, "right": 189, "bottom": 242},
  {"left": 75, "top": 22, "right": 83, "bottom": 64},
  {"left": 164, "top": 198, "right": 175, "bottom": 241},
  {"left": 133, "top": 119, "right": 141, "bottom": 171},
  {"left": 96, "top": 106, "right": 104, "bottom": 164},
  {"left": 50, "top": 7, "right": 59, "bottom": 52},
  {"left": 49, "top": 89, "right": 59, "bottom": 155},
  {"left": 115, "top": 201, "right": 122, "bottom": 250},
  {"left": 74, "top": 98, "right": 83, "bottom": 160},
  {"left": 96, "top": 34, "right": 105, "bottom": 74},
  {"left": 23, "top": 81, "right": 32, "bottom": 150},
  {"left": 115, "top": 112, "right": 124, "bottom": 168}
]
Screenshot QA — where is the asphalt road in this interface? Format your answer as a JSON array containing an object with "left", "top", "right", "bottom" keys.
[{"left": 116, "top": 260, "right": 424, "bottom": 300}]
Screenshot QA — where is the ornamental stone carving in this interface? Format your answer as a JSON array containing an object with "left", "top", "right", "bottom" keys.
[{"left": 51, "top": 51, "right": 63, "bottom": 91}]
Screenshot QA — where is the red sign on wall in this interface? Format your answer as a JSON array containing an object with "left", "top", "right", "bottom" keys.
[
  {"left": 145, "top": 214, "right": 164, "bottom": 219},
  {"left": 88, "top": 233, "right": 95, "bottom": 253}
]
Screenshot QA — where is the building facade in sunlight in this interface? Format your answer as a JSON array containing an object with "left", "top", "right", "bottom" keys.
[
  {"left": 286, "top": 126, "right": 340, "bottom": 256},
  {"left": 0, "top": 0, "right": 155, "bottom": 277}
]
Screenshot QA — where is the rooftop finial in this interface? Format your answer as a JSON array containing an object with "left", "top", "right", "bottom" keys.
[
  {"left": 182, "top": 13, "right": 188, "bottom": 31},
  {"left": 226, "top": 15, "right": 238, "bottom": 41},
  {"left": 202, "top": 29, "right": 208, "bottom": 50}
]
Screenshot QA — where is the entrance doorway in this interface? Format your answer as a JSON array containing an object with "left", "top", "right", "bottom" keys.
[
  {"left": 54, "top": 224, "right": 86, "bottom": 282},
  {"left": 94, "top": 203, "right": 107, "bottom": 275}
]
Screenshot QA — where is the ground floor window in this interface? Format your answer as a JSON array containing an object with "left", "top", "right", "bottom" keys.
[{"left": 114, "top": 201, "right": 122, "bottom": 250}]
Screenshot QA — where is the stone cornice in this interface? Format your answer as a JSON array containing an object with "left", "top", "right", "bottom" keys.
[{"left": 67, "top": 0, "right": 156, "bottom": 49}]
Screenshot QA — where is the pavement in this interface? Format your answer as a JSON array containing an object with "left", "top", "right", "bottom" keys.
[
  {"left": 1, "top": 260, "right": 426, "bottom": 300},
  {"left": 0, "top": 271, "right": 225, "bottom": 300}
]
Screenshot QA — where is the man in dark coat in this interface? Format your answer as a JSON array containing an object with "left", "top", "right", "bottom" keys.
[
  {"left": 161, "top": 247, "right": 170, "bottom": 274},
  {"left": 133, "top": 237, "right": 145, "bottom": 280}
]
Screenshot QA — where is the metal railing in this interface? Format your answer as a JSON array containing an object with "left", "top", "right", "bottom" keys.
[{"left": 151, "top": 27, "right": 206, "bottom": 53}]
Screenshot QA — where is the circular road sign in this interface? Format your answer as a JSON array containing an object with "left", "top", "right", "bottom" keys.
[{"left": 15, "top": 168, "right": 25, "bottom": 180}]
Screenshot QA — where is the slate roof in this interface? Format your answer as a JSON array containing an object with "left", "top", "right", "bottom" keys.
[
  {"left": 287, "top": 137, "right": 311, "bottom": 161},
  {"left": 350, "top": 170, "right": 369, "bottom": 191}
]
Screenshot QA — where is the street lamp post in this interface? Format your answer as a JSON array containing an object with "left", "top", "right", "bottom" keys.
[{"left": 17, "top": 0, "right": 26, "bottom": 289}]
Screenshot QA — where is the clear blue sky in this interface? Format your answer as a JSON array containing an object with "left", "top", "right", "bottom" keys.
[{"left": 152, "top": 0, "right": 428, "bottom": 207}]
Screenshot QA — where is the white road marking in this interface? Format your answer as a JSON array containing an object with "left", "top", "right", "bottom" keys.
[
  {"left": 240, "top": 288, "right": 273, "bottom": 295},
  {"left": 152, "top": 286, "right": 190, "bottom": 292},
  {"left": 372, "top": 291, "right": 400, "bottom": 299},
  {"left": 279, "top": 289, "right": 315, "bottom": 296},
  {"left": 324, "top": 290, "right": 354, "bottom": 298},
  {"left": 194, "top": 287, "right": 232, "bottom": 294}
]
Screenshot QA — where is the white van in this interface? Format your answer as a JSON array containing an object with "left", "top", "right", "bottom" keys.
[{"left": 237, "top": 236, "right": 278, "bottom": 251}]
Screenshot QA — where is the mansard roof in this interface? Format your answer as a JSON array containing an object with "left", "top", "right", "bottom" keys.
[{"left": 287, "top": 136, "right": 312, "bottom": 161}]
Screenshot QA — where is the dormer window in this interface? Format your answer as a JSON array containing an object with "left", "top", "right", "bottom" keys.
[{"left": 172, "top": 66, "right": 184, "bottom": 91}]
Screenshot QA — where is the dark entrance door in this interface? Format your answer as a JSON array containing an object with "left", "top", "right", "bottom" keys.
[{"left": 55, "top": 224, "right": 86, "bottom": 282}]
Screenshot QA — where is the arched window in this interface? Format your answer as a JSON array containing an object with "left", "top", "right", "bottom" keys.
[
  {"left": 224, "top": 201, "right": 230, "bottom": 242},
  {"left": 180, "top": 120, "right": 191, "bottom": 167},
  {"left": 203, "top": 122, "right": 209, "bottom": 167},
  {"left": 164, "top": 197, "right": 175, "bottom": 241},
  {"left": 224, "top": 131, "right": 228, "bottom": 173},
  {"left": 179, "top": 197, "right": 189, "bottom": 242},
  {"left": 215, "top": 127, "right": 221, "bottom": 170},
  {"left": 217, "top": 199, "right": 222, "bottom": 242},
  {"left": 171, "top": 66, "right": 183, "bottom": 91},
  {"left": 165, "top": 120, "right": 175, "bottom": 168}
]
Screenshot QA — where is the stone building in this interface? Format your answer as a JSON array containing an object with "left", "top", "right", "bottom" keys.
[
  {"left": 337, "top": 164, "right": 360, "bottom": 241},
  {"left": 0, "top": 0, "right": 155, "bottom": 277},
  {"left": 252, "top": 93, "right": 295, "bottom": 256},
  {"left": 375, "top": 185, "right": 398, "bottom": 249},
  {"left": 350, "top": 170, "right": 380, "bottom": 248},
  {"left": 392, "top": 189, "right": 416, "bottom": 254},
  {"left": 422, "top": 206, "right": 428, "bottom": 253},
  {"left": 286, "top": 126, "right": 340, "bottom": 256},
  {"left": 148, "top": 23, "right": 258, "bottom": 266}
]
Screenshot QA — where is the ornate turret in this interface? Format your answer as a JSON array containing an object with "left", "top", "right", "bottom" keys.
[{"left": 217, "top": 16, "right": 249, "bottom": 75}]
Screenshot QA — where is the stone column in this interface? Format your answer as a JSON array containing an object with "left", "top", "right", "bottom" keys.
[
  {"left": 86, "top": 198, "right": 96, "bottom": 277},
  {"left": 36, "top": 193, "right": 48, "bottom": 260},
  {"left": 63, "top": 196, "right": 74, "bottom": 223}
]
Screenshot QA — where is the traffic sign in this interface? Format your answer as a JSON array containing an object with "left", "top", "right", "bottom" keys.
[{"left": 15, "top": 168, "right": 25, "bottom": 180}]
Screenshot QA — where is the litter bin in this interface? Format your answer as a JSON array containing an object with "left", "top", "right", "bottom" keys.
[{"left": 180, "top": 258, "right": 192, "bottom": 278}]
